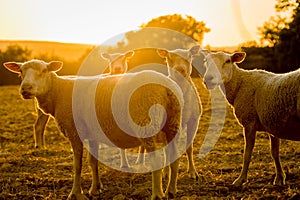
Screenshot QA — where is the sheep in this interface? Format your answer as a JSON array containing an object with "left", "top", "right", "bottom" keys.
[
  {"left": 101, "top": 50, "right": 155, "bottom": 169},
  {"left": 4, "top": 59, "right": 186, "bottom": 200},
  {"left": 34, "top": 51, "right": 134, "bottom": 170},
  {"left": 101, "top": 51, "right": 134, "bottom": 74},
  {"left": 157, "top": 45, "right": 202, "bottom": 179},
  {"left": 101, "top": 51, "right": 135, "bottom": 168},
  {"left": 202, "top": 50, "right": 300, "bottom": 187}
]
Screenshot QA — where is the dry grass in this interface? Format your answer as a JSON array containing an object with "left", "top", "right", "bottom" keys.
[{"left": 0, "top": 79, "right": 300, "bottom": 199}]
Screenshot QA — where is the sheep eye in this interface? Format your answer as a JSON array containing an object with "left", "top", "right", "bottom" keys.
[{"left": 225, "top": 59, "right": 231, "bottom": 64}]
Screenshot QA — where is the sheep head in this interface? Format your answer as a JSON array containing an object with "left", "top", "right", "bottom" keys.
[
  {"left": 3, "top": 60, "right": 63, "bottom": 99},
  {"left": 203, "top": 51, "right": 246, "bottom": 89},
  {"left": 157, "top": 45, "right": 200, "bottom": 80},
  {"left": 101, "top": 51, "right": 134, "bottom": 75}
]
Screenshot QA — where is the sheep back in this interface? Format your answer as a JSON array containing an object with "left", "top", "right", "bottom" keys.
[
  {"left": 71, "top": 71, "right": 183, "bottom": 150},
  {"left": 255, "top": 69, "right": 300, "bottom": 140}
]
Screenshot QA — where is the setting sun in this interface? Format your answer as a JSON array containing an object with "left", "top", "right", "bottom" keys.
[{"left": 0, "top": 0, "right": 276, "bottom": 46}]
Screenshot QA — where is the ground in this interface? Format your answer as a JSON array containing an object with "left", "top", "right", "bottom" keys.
[{"left": 1, "top": 79, "right": 300, "bottom": 200}]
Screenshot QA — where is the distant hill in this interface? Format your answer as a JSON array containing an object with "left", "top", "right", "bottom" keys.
[{"left": 0, "top": 40, "right": 95, "bottom": 61}]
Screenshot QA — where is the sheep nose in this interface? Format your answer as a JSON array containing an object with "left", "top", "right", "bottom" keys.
[
  {"left": 205, "top": 75, "right": 214, "bottom": 82},
  {"left": 21, "top": 83, "right": 33, "bottom": 91},
  {"left": 204, "top": 75, "right": 217, "bottom": 90}
]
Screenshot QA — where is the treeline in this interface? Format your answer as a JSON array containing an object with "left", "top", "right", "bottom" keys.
[
  {"left": 239, "top": 0, "right": 300, "bottom": 73},
  {"left": 0, "top": 44, "right": 93, "bottom": 85}
]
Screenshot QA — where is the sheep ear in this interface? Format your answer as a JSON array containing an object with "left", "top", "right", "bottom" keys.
[
  {"left": 157, "top": 49, "right": 169, "bottom": 58},
  {"left": 47, "top": 61, "right": 63, "bottom": 72},
  {"left": 125, "top": 51, "right": 134, "bottom": 59},
  {"left": 101, "top": 52, "right": 110, "bottom": 60},
  {"left": 231, "top": 52, "right": 246, "bottom": 63},
  {"left": 199, "top": 49, "right": 210, "bottom": 57},
  {"left": 189, "top": 45, "right": 201, "bottom": 55},
  {"left": 3, "top": 62, "right": 22, "bottom": 73}
]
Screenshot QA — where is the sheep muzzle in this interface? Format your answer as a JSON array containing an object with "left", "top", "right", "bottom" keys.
[
  {"left": 204, "top": 76, "right": 218, "bottom": 90},
  {"left": 20, "top": 83, "right": 35, "bottom": 99}
]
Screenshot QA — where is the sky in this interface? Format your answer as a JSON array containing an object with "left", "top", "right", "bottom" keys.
[{"left": 0, "top": 0, "right": 276, "bottom": 47}]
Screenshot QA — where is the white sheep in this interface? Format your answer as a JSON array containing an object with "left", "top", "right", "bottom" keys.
[
  {"left": 34, "top": 51, "right": 134, "bottom": 169},
  {"left": 4, "top": 59, "right": 186, "bottom": 200},
  {"left": 101, "top": 51, "right": 137, "bottom": 169},
  {"left": 202, "top": 50, "right": 300, "bottom": 187},
  {"left": 100, "top": 51, "right": 134, "bottom": 168},
  {"left": 157, "top": 45, "right": 202, "bottom": 179},
  {"left": 101, "top": 51, "right": 134, "bottom": 74}
]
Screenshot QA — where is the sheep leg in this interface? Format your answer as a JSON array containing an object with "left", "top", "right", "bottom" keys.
[
  {"left": 233, "top": 126, "right": 256, "bottom": 187},
  {"left": 165, "top": 141, "right": 179, "bottom": 199},
  {"left": 67, "top": 138, "right": 88, "bottom": 200},
  {"left": 34, "top": 108, "right": 49, "bottom": 148},
  {"left": 151, "top": 169, "right": 164, "bottom": 200},
  {"left": 88, "top": 140, "right": 102, "bottom": 197},
  {"left": 186, "top": 119, "right": 199, "bottom": 179},
  {"left": 146, "top": 141, "right": 164, "bottom": 200},
  {"left": 119, "top": 148, "right": 130, "bottom": 168},
  {"left": 269, "top": 135, "right": 286, "bottom": 185},
  {"left": 186, "top": 144, "right": 198, "bottom": 179}
]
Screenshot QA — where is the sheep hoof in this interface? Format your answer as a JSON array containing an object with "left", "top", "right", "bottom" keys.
[
  {"left": 188, "top": 170, "right": 199, "bottom": 180},
  {"left": 231, "top": 178, "right": 248, "bottom": 191},
  {"left": 151, "top": 193, "right": 165, "bottom": 200},
  {"left": 67, "top": 193, "right": 89, "bottom": 200},
  {"left": 151, "top": 196, "right": 161, "bottom": 200},
  {"left": 232, "top": 177, "right": 246, "bottom": 188},
  {"left": 180, "top": 170, "right": 201, "bottom": 183},
  {"left": 88, "top": 190, "right": 102, "bottom": 199},
  {"left": 273, "top": 175, "right": 286, "bottom": 186}
]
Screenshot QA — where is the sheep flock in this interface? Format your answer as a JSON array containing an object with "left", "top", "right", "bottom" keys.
[{"left": 2, "top": 45, "right": 300, "bottom": 199}]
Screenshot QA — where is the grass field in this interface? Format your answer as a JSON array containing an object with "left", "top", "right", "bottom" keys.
[{"left": 1, "top": 78, "right": 300, "bottom": 199}]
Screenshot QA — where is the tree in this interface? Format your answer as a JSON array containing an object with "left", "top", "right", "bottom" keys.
[
  {"left": 141, "top": 14, "right": 210, "bottom": 45},
  {"left": 113, "top": 14, "right": 210, "bottom": 52},
  {"left": 274, "top": 0, "right": 300, "bottom": 71},
  {"left": 258, "top": 0, "right": 299, "bottom": 47},
  {"left": 0, "top": 44, "right": 32, "bottom": 63},
  {"left": 256, "top": 0, "right": 300, "bottom": 72},
  {"left": 258, "top": 15, "right": 288, "bottom": 47},
  {"left": 0, "top": 44, "right": 32, "bottom": 85}
]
